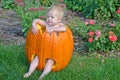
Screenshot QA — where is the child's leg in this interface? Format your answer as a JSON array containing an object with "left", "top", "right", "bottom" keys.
[
  {"left": 39, "top": 59, "right": 54, "bottom": 80},
  {"left": 24, "top": 56, "right": 39, "bottom": 78}
]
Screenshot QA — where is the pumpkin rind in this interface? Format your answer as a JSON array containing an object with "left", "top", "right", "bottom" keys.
[
  {"left": 25, "top": 24, "right": 44, "bottom": 63},
  {"left": 26, "top": 28, "right": 37, "bottom": 63},
  {"left": 25, "top": 24, "right": 74, "bottom": 71}
]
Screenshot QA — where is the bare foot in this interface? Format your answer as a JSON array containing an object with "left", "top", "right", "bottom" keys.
[{"left": 23, "top": 72, "right": 31, "bottom": 78}]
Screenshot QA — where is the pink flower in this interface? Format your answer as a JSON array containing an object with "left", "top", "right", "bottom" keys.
[
  {"left": 109, "top": 35, "right": 117, "bottom": 42},
  {"left": 95, "top": 31, "right": 101, "bottom": 36},
  {"left": 18, "top": 3, "right": 25, "bottom": 6},
  {"left": 117, "top": 8, "right": 120, "bottom": 14},
  {"left": 88, "top": 31, "right": 94, "bottom": 37},
  {"left": 28, "top": 6, "right": 44, "bottom": 11},
  {"left": 109, "top": 31, "right": 114, "bottom": 35},
  {"left": 37, "top": 6, "right": 44, "bottom": 11},
  {"left": 88, "top": 38, "right": 93, "bottom": 43},
  {"left": 59, "top": 0, "right": 64, "bottom": 2},
  {"left": 95, "top": 31, "right": 101, "bottom": 39},
  {"left": 85, "top": 21, "right": 89, "bottom": 25},
  {"left": 89, "top": 20, "right": 95, "bottom": 25},
  {"left": 14, "top": 0, "right": 25, "bottom": 6},
  {"left": 28, "top": 8, "right": 37, "bottom": 11},
  {"left": 14, "top": 0, "right": 23, "bottom": 3},
  {"left": 110, "top": 23, "right": 115, "bottom": 27}
]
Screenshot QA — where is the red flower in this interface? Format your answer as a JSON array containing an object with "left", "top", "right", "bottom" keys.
[
  {"left": 109, "top": 35, "right": 117, "bottom": 42},
  {"left": 88, "top": 38, "right": 93, "bottom": 43},
  {"left": 109, "top": 31, "right": 114, "bottom": 35},
  {"left": 89, "top": 20, "right": 95, "bottom": 25},
  {"left": 117, "top": 8, "right": 120, "bottom": 14},
  {"left": 88, "top": 31, "right": 94, "bottom": 37}
]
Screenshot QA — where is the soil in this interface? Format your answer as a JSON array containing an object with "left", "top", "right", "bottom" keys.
[{"left": 0, "top": 8, "right": 25, "bottom": 45}]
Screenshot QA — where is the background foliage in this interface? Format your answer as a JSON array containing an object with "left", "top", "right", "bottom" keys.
[
  {"left": 1, "top": 0, "right": 120, "bottom": 52},
  {"left": 64, "top": 0, "right": 120, "bottom": 20}
]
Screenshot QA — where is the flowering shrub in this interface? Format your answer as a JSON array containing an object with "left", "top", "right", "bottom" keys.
[
  {"left": 68, "top": 17, "right": 120, "bottom": 52},
  {"left": 85, "top": 21, "right": 120, "bottom": 52}
]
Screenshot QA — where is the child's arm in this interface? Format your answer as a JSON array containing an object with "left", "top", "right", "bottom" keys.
[
  {"left": 46, "top": 23, "right": 66, "bottom": 33},
  {"left": 53, "top": 23, "right": 66, "bottom": 32},
  {"left": 32, "top": 19, "right": 45, "bottom": 34}
]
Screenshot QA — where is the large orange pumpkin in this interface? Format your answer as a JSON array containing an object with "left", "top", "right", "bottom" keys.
[{"left": 25, "top": 24, "right": 74, "bottom": 71}]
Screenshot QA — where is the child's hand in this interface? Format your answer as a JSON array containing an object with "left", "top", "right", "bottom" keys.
[
  {"left": 32, "top": 19, "right": 39, "bottom": 34},
  {"left": 47, "top": 28, "right": 54, "bottom": 33},
  {"left": 32, "top": 19, "right": 45, "bottom": 34},
  {"left": 32, "top": 26, "right": 38, "bottom": 34}
]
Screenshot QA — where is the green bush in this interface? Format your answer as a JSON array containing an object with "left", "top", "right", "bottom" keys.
[
  {"left": 1, "top": 0, "right": 15, "bottom": 9},
  {"left": 64, "top": 0, "right": 120, "bottom": 20}
]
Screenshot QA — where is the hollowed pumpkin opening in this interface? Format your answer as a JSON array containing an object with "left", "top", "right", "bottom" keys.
[
  {"left": 31, "top": 54, "right": 36, "bottom": 61},
  {"left": 36, "top": 24, "right": 45, "bottom": 34},
  {"left": 45, "top": 58, "right": 56, "bottom": 69}
]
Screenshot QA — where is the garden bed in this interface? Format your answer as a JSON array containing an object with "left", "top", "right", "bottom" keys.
[{"left": 0, "top": 7, "right": 25, "bottom": 45}]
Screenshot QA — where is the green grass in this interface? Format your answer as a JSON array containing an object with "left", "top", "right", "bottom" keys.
[{"left": 0, "top": 44, "right": 120, "bottom": 80}]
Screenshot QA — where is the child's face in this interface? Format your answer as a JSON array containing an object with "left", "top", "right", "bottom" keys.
[{"left": 46, "top": 11, "right": 61, "bottom": 26}]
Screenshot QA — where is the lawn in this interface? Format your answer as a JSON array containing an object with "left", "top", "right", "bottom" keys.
[
  {"left": 0, "top": 44, "right": 120, "bottom": 80},
  {"left": 1, "top": 0, "right": 120, "bottom": 80}
]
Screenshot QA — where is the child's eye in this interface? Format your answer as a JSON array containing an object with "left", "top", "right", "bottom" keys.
[
  {"left": 51, "top": 16, "right": 54, "bottom": 19},
  {"left": 47, "top": 16, "right": 54, "bottom": 19}
]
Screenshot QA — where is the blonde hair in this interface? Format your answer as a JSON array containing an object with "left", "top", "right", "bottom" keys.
[{"left": 47, "top": 4, "right": 66, "bottom": 20}]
